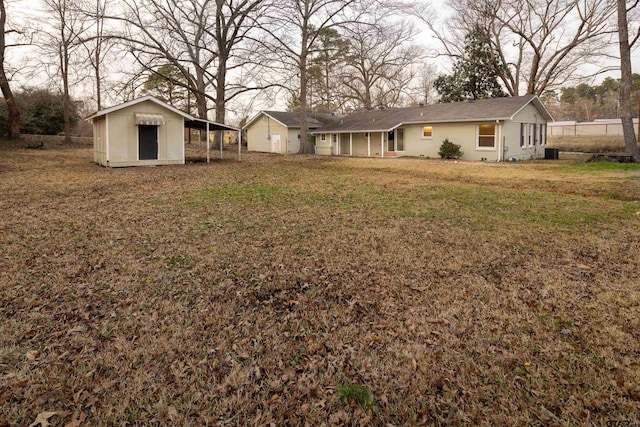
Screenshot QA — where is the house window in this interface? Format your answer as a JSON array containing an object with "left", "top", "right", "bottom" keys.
[
  {"left": 320, "top": 134, "right": 326, "bottom": 141},
  {"left": 397, "top": 128, "right": 404, "bottom": 151},
  {"left": 477, "top": 124, "right": 496, "bottom": 149},
  {"left": 529, "top": 124, "right": 535, "bottom": 147},
  {"left": 422, "top": 126, "right": 433, "bottom": 138},
  {"left": 520, "top": 123, "right": 525, "bottom": 147},
  {"left": 533, "top": 124, "right": 538, "bottom": 145},
  {"left": 540, "top": 124, "right": 546, "bottom": 145}
]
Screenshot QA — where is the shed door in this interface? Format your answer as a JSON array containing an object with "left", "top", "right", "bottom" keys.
[
  {"left": 139, "top": 125, "right": 158, "bottom": 160},
  {"left": 271, "top": 134, "right": 281, "bottom": 153}
]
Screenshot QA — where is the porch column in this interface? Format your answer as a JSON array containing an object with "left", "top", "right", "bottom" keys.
[
  {"left": 206, "top": 122, "right": 210, "bottom": 163},
  {"left": 367, "top": 133, "right": 370, "bottom": 157},
  {"left": 349, "top": 133, "right": 353, "bottom": 156},
  {"left": 381, "top": 132, "right": 384, "bottom": 158}
]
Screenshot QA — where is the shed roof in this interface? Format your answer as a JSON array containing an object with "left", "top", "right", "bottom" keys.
[
  {"left": 244, "top": 111, "right": 337, "bottom": 129},
  {"left": 314, "top": 95, "right": 553, "bottom": 133},
  {"left": 86, "top": 95, "right": 239, "bottom": 132}
]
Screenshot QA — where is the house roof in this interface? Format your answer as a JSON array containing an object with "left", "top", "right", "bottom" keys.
[
  {"left": 86, "top": 95, "right": 239, "bottom": 131},
  {"left": 313, "top": 95, "right": 554, "bottom": 133},
  {"left": 244, "top": 111, "right": 337, "bottom": 130}
]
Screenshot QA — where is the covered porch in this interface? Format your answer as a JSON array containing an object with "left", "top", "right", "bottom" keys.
[{"left": 321, "top": 128, "right": 406, "bottom": 158}]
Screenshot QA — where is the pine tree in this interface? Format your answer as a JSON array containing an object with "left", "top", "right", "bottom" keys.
[{"left": 434, "top": 26, "right": 507, "bottom": 102}]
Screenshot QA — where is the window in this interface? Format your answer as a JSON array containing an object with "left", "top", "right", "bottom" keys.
[
  {"left": 477, "top": 124, "right": 496, "bottom": 149},
  {"left": 397, "top": 128, "right": 404, "bottom": 151},
  {"left": 320, "top": 134, "right": 326, "bottom": 141},
  {"left": 422, "top": 126, "right": 433, "bottom": 138},
  {"left": 540, "top": 124, "right": 546, "bottom": 146},
  {"left": 529, "top": 124, "right": 535, "bottom": 147},
  {"left": 533, "top": 124, "right": 538, "bottom": 145},
  {"left": 520, "top": 123, "right": 525, "bottom": 147}
]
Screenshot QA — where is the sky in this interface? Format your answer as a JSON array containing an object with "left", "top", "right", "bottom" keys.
[{"left": 4, "top": 0, "right": 640, "bottom": 124}]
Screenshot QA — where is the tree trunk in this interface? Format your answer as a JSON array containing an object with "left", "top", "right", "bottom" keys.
[
  {"left": 62, "top": 41, "right": 72, "bottom": 144},
  {"left": 617, "top": 0, "right": 639, "bottom": 161},
  {"left": 214, "top": 59, "right": 226, "bottom": 149},
  {"left": 0, "top": 0, "right": 20, "bottom": 139},
  {"left": 299, "top": 50, "right": 313, "bottom": 154}
]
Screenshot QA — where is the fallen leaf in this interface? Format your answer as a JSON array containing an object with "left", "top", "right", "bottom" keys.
[
  {"left": 28, "top": 411, "right": 57, "bottom": 427},
  {"left": 26, "top": 350, "right": 38, "bottom": 362},
  {"left": 65, "top": 411, "right": 86, "bottom": 427}
]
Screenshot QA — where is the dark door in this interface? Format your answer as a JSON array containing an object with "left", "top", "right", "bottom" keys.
[{"left": 138, "top": 125, "right": 158, "bottom": 160}]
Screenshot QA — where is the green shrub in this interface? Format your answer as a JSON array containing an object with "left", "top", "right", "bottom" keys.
[{"left": 438, "top": 138, "right": 463, "bottom": 159}]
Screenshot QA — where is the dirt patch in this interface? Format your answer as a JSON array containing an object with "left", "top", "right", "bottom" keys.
[{"left": 1, "top": 147, "right": 639, "bottom": 425}]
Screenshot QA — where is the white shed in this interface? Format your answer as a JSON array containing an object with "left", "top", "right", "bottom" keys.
[{"left": 87, "top": 95, "right": 240, "bottom": 167}]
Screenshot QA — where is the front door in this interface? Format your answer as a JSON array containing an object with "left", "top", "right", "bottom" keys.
[
  {"left": 139, "top": 125, "right": 158, "bottom": 160},
  {"left": 271, "top": 134, "right": 281, "bottom": 153}
]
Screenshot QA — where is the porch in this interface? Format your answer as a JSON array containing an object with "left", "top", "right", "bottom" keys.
[{"left": 323, "top": 128, "right": 406, "bottom": 157}]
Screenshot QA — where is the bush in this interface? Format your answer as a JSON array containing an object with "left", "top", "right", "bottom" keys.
[{"left": 438, "top": 138, "right": 463, "bottom": 159}]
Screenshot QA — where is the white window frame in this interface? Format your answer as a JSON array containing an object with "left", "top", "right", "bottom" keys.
[
  {"left": 528, "top": 124, "right": 534, "bottom": 147},
  {"left": 476, "top": 124, "right": 496, "bottom": 150},
  {"left": 422, "top": 125, "right": 433, "bottom": 139},
  {"left": 320, "top": 134, "right": 326, "bottom": 141},
  {"left": 540, "top": 124, "right": 546, "bottom": 146}
]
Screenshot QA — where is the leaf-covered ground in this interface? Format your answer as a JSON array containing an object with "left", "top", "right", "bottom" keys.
[{"left": 1, "top": 144, "right": 639, "bottom": 426}]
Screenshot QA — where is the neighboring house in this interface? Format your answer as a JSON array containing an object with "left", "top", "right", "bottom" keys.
[
  {"left": 87, "top": 95, "right": 239, "bottom": 167},
  {"left": 313, "top": 95, "right": 553, "bottom": 161},
  {"left": 244, "top": 111, "right": 335, "bottom": 154}
]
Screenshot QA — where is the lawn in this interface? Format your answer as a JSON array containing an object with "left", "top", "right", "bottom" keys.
[{"left": 1, "top": 144, "right": 639, "bottom": 426}]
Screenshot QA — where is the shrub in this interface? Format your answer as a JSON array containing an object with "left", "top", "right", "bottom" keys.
[{"left": 438, "top": 138, "right": 463, "bottom": 159}]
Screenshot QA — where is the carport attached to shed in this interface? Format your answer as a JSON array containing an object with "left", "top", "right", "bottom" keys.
[{"left": 88, "top": 95, "right": 241, "bottom": 167}]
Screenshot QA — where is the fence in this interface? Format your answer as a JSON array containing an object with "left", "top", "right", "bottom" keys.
[{"left": 548, "top": 119, "right": 639, "bottom": 137}]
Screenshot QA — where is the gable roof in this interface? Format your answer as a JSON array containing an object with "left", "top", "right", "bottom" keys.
[
  {"left": 86, "top": 95, "right": 193, "bottom": 120},
  {"left": 244, "top": 111, "right": 337, "bottom": 129},
  {"left": 85, "top": 95, "right": 239, "bottom": 131},
  {"left": 314, "top": 95, "right": 554, "bottom": 133}
]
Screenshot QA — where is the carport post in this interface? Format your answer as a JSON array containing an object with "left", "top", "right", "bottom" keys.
[
  {"left": 206, "top": 122, "right": 210, "bottom": 163},
  {"left": 381, "top": 132, "right": 384, "bottom": 158},
  {"left": 238, "top": 130, "right": 242, "bottom": 161},
  {"left": 220, "top": 130, "right": 223, "bottom": 160}
]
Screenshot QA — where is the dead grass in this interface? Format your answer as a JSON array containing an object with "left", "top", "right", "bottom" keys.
[
  {"left": 547, "top": 136, "right": 640, "bottom": 153},
  {"left": 1, "top": 145, "right": 639, "bottom": 426}
]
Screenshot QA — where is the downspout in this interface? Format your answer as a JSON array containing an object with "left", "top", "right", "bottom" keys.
[
  {"left": 496, "top": 119, "right": 502, "bottom": 162},
  {"left": 105, "top": 113, "right": 110, "bottom": 165}
]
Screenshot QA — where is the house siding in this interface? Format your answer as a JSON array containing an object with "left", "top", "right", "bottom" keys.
[
  {"left": 503, "top": 103, "right": 546, "bottom": 160},
  {"left": 104, "top": 100, "right": 184, "bottom": 167},
  {"left": 93, "top": 116, "right": 107, "bottom": 166},
  {"left": 247, "top": 114, "right": 289, "bottom": 153},
  {"left": 394, "top": 122, "right": 499, "bottom": 161}
]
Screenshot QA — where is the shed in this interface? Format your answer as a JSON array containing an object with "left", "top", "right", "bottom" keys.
[{"left": 87, "top": 95, "right": 240, "bottom": 167}]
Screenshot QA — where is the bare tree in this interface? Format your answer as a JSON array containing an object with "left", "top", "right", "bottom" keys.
[
  {"left": 257, "top": 0, "right": 361, "bottom": 153},
  {"left": 420, "top": 0, "right": 616, "bottom": 96},
  {"left": 617, "top": 0, "right": 639, "bottom": 160},
  {"left": 0, "top": 0, "right": 20, "bottom": 139},
  {"left": 109, "top": 0, "right": 266, "bottom": 125},
  {"left": 341, "top": 19, "right": 423, "bottom": 109},
  {"left": 40, "top": 0, "right": 89, "bottom": 144},
  {"left": 80, "top": 0, "right": 113, "bottom": 111}
]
